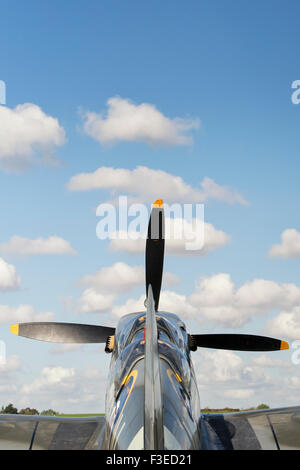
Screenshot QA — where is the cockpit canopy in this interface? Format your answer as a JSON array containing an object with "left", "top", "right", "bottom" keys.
[
  {"left": 115, "top": 311, "right": 187, "bottom": 354},
  {"left": 112, "top": 311, "right": 191, "bottom": 395}
]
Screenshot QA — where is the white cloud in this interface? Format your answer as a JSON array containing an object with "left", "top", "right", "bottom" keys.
[
  {"left": 18, "top": 364, "right": 108, "bottom": 413},
  {"left": 223, "top": 388, "right": 255, "bottom": 399},
  {"left": 80, "top": 262, "right": 179, "bottom": 291},
  {"left": 0, "top": 235, "right": 76, "bottom": 256},
  {"left": 108, "top": 235, "right": 145, "bottom": 254},
  {"left": 189, "top": 274, "right": 300, "bottom": 328},
  {"left": 0, "top": 103, "right": 66, "bottom": 172},
  {"left": 111, "top": 290, "right": 198, "bottom": 320},
  {"left": 108, "top": 273, "right": 300, "bottom": 330},
  {"left": 67, "top": 165, "right": 248, "bottom": 206},
  {"left": 111, "top": 294, "right": 146, "bottom": 319},
  {"left": 200, "top": 177, "right": 249, "bottom": 206},
  {"left": 159, "top": 290, "right": 198, "bottom": 319},
  {"left": 0, "top": 257, "right": 21, "bottom": 291},
  {"left": 269, "top": 229, "right": 300, "bottom": 259},
  {"left": 192, "top": 350, "right": 274, "bottom": 407},
  {"left": 21, "top": 366, "right": 75, "bottom": 394},
  {"left": 0, "top": 304, "right": 54, "bottom": 324},
  {"left": 77, "top": 289, "right": 116, "bottom": 313},
  {"left": 0, "top": 355, "right": 21, "bottom": 397},
  {"left": 266, "top": 308, "right": 300, "bottom": 340},
  {"left": 50, "top": 344, "right": 84, "bottom": 354},
  {"left": 250, "top": 354, "right": 291, "bottom": 369},
  {"left": 108, "top": 219, "right": 230, "bottom": 256},
  {"left": 80, "top": 262, "right": 145, "bottom": 293},
  {"left": 235, "top": 278, "right": 300, "bottom": 310},
  {"left": 0, "top": 384, "right": 18, "bottom": 394},
  {"left": 196, "top": 350, "right": 245, "bottom": 383},
  {"left": 81, "top": 96, "right": 200, "bottom": 146},
  {"left": 0, "top": 355, "right": 21, "bottom": 374},
  {"left": 77, "top": 262, "right": 179, "bottom": 314},
  {"left": 284, "top": 376, "right": 300, "bottom": 389}
]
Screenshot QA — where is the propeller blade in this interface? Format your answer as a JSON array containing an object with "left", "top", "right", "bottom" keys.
[
  {"left": 10, "top": 322, "right": 115, "bottom": 343},
  {"left": 146, "top": 199, "right": 165, "bottom": 311},
  {"left": 190, "top": 334, "right": 289, "bottom": 352}
]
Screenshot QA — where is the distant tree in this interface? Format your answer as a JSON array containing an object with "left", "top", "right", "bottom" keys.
[
  {"left": 256, "top": 403, "right": 270, "bottom": 410},
  {"left": 40, "top": 409, "right": 58, "bottom": 416},
  {"left": 201, "top": 407, "right": 241, "bottom": 413},
  {"left": 19, "top": 407, "right": 39, "bottom": 415},
  {"left": 1, "top": 403, "right": 18, "bottom": 414}
]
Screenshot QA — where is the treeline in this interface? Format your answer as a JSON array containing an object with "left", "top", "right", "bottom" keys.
[
  {"left": 201, "top": 403, "right": 270, "bottom": 413},
  {"left": 0, "top": 403, "right": 58, "bottom": 416},
  {"left": 1, "top": 402, "right": 270, "bottom": 416}
]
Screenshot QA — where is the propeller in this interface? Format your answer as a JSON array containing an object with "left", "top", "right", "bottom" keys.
[
  {"left": 10, "top": 197, "right": 289, "bottom": 357},
  {"left": 189, "top": 333, "right": 289, "bottom": 352},
  {"left": 146, "top": 199, "right": 165, "bottom": 311},
  {"left": 10, "top": 322, "right": 115, "bottom": 343}
]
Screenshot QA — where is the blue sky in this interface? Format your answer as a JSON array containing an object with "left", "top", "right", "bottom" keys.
[{"left": 0, "top": 0, "right": 300, "bottom": 413}]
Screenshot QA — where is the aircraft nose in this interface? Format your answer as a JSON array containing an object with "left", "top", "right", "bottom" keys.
[{"left": 107, "top": 356, "right": 201, "bottom": 450}]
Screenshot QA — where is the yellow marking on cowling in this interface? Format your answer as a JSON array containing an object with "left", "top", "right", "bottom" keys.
[
  {"left": 174, "top": 373, "right": 182, "bottom": 383},
  {"left": 166, "top": 368, "right": 182, "bottom": 384},
  {"left": 121, "top": 375, "right": 129, "bottom": 386},
  {"left": 10, "top": 324, "right": 19, "bottom": 336},
  {"left": 280, "top": 340, "right": 289, "bottom": 350},
  {"left": 117, "top": 370, "right": 138, "bottom": 424},
  {"left": 121, "top": 369, "right": 138, "bottom": 386}
]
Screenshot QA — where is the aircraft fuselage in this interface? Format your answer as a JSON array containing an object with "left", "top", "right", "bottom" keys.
[{"left": 105, "top": 311, "right": 201, "bottom": 450}]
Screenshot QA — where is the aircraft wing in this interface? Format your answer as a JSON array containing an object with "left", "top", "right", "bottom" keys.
[
  {"left": 2, "top": 408, "right": 300, "bottom": 450},
  {"left": 200, "top": 406, "right": 300, "bottom": 450},
  {"left": 0, "top": 414, "right": 106, "bottom": 450}
]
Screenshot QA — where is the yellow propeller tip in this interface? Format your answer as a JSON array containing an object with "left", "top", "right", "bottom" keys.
[
  {"left": 153, "top": 199, "right": 163, "bottom": 208},
  {"left": 10, "top": 324, "right": 19, "bottom": 336},
  {"left": 280, "top": 340, "right": 289, "bottom": 350}
]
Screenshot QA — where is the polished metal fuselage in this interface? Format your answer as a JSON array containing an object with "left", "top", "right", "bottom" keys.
[{"left": 104, "top": 311, "right": 201, "bottom": 450}]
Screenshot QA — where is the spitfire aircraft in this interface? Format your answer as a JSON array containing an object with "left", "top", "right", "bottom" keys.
[{"left": 1, "top": 200, "right": 300, "bottom": 450}]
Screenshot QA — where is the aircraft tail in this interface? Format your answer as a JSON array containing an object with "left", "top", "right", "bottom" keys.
[{"left": 144, "top": 284, "right": 164, "bottom": 450}]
